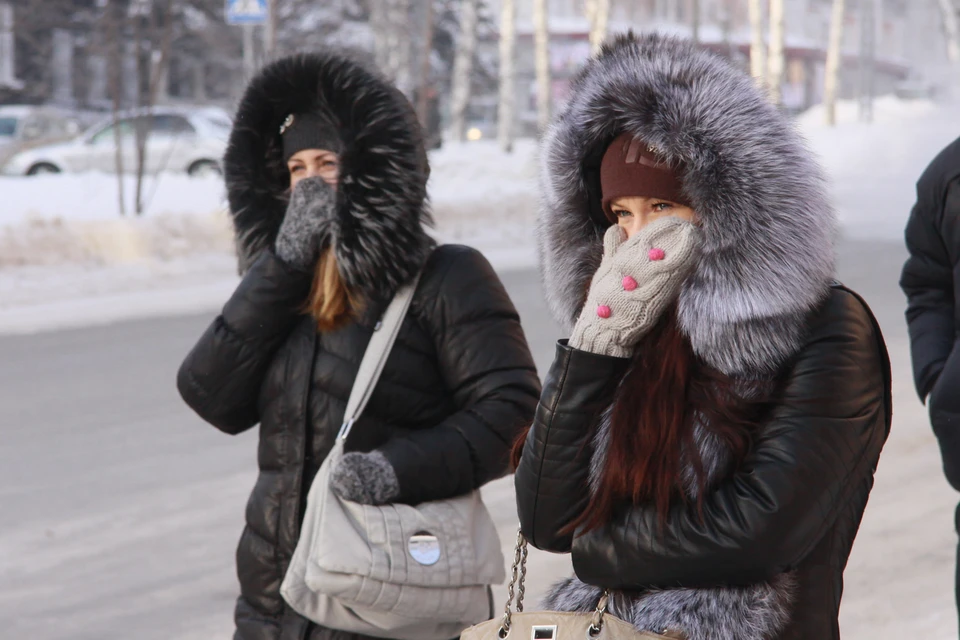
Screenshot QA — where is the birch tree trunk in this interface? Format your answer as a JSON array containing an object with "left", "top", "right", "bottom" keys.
[
  {"left": 449, "top": 0, "right": 479, "bottom": 142},
  {"left": 585, "top": 0, "right": 610, "bottom": 55},
  {"left": 371, "top": 0, "right": 414, "bottom": 95},
  {"left": 937, "top": 0, "right": 960, "bottom": 63},
  {"left": 823, "top": 0, "right": 845, "bottom": 126},
  {"left": 497, "top": 0, "right": 516, "bottom": 153},
  {"left": 534, "top": 0, "right": 551, "bottom": 132},
  {"left": 766, "top": 0, "right": 785, "bottom": 105},
  {"left": 748, "top": 0, "right": 767, "bottom": 83},
  {"left": 416, "top": 0, "right": 435, "bottom": 127},
  {"left": 691, "top": 0, "right": 701, "bottom": 44}
]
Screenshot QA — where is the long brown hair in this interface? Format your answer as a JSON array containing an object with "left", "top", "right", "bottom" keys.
[
  {"left": 512, "top": 309, "right": 775, "bottom": 533},
  {"left": 306, "top": 249, "right": 362, "bottom": 332}
]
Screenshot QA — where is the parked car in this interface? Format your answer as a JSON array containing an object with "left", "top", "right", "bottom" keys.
[
  {"left": 0, "top": 104, "right": 87, "bottom": 167},
  {"left": 0, "top": 107, "right": 230, "bottom": 177}
]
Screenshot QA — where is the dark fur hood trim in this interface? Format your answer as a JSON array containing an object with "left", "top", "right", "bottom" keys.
[
  {"left": 224, "top": 50, "right": 435, "bottom": 301},
  {"left": 539, "top": 33, "right": 836, "bottom": 376}
]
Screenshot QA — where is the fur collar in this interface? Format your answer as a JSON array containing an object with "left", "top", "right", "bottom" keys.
[
  {"left": 224, "top": 50, "right": 434, "bottom": 302},
  {"left": 544, "top": 410, "right": 796, "bottom": 640},
  {"left": 538, "top": 33, "right": 836, "bottom": 376}
]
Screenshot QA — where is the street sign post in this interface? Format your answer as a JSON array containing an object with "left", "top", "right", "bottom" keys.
[{"left": 226, "top": 0, "right": 268, "bottom": 25}]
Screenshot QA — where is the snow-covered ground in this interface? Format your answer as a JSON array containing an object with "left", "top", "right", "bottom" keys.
[
  {"left": 1, "top": 98, "right": 958, "bottom": 334},
  {"left": 797, "top": 96, "right": 960, "bottom": 241}
]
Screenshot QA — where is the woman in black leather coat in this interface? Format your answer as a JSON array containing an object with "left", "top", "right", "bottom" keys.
[
  {"left": 514, "top": 34, "right": 891, "bottom": 640},
  {"left": 177, "top": 51, "right": 540, "bottom": 640}
]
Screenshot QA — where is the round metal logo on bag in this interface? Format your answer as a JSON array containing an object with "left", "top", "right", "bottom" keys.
[{"left": 408, "top": 532, "right": 441, "bottom": 565}]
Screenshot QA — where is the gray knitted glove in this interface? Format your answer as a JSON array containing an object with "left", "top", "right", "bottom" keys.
[
  {"left": 274, "top": 177, "right": 336, "bottom": 271},
  {"left": 570, "top": 217, "right": 702, "bottom": 358},
  {"left": 329, "top": 450, "right": 401, "bottom": 505}
]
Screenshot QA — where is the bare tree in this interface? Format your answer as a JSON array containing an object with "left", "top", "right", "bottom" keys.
[
  {"left": 371, "top": 0, "right": 414, "bottom": 95},
  {"left": 748, "top": 0, "right": 766, "bottom": 83},
  {"left": 533, "top": 0, "right": 551, "bottom": 132},
  {"left": 263, "top": 0, "right": 277, "bottom": 60},
  {"left": 105, "top": 2, "right": 126, "bottom": 216},
  {"left": 449, "top": 0, "right": 479, "bottom": 142},
  {"left": 766, "top": 0, "right": 785, "bottom": 105},
  {"left": 585, "top": 0, "right": 610, "bottom": 54},
  {"left": 132, "top": 1, "right": 175, "bottom": 216},
  {"left": 416, "top": 0, "right": 436, "bottom": 127},
  {"left": 823, "top": 0, "right": 845, "bottom": 126},
  {"left": 937, "top": 0, "right": 960, "bottom": 63},
  {"left": 691, "top": 0, "right": 701, "bottom": 44},
  {"left": 497, "top": 0, "right": 515, "bottom": 153}
]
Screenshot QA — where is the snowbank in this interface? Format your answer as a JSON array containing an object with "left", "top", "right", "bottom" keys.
[
  {"left": 0, "top": 140, "right": 540, "bottom": 333},
  {"left": 798, "top": 97, "right": 960, "bottom": 241},
  {"left": 0, "top": 140, "right": 539, "bottom": 269}
]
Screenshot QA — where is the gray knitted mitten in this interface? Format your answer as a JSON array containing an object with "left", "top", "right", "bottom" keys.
[
  {"left": 275, "top": 177, "right": 336, "bottom": 271},
  {"left": 329, "top": 450, "right": 401, "bottom": 505},
  {"left": 570, "top": 217, "right": 702, "bottom": 358}
]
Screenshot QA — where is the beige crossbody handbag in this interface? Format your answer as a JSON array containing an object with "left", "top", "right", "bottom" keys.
[
  {"left": 281, "top": 271, "right": 506, "bottom": 640},
  {"left": 461, "top": 530, "right": 680, "bottom": 640}
]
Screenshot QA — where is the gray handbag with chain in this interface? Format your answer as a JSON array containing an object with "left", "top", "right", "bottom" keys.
[
  {"left": 281, "top": 272, "right": 506, "bottom": 640},
  {"left": 460, "top": 530, "right": 682, "bottom": 640}
]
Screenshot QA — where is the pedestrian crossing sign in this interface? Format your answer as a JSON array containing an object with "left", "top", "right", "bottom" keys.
[{"left": 226, "top": 0, "right": 268, "bottom": 25}]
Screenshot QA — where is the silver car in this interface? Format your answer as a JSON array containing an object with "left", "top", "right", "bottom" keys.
[
  {"left": 1, "top": 107, "right": 230, "bottom": 177},
  {"left": 0, "top": 104, "right": 87, "bottom": 167}
]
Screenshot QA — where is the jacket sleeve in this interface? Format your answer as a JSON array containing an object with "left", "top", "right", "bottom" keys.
[
  {"left": 177, "top": 250, "right": 313, "bottom": 435},
  {"left": 568, "top": 290, "right": 890, "bottom": 589},
  {"left": 378, "top": 246, "right": 541, "bottom": 504},
  {"left": 900, "top": 177, "right": 960, "bottom": 400},
  {"left": 514, "top": 342, "right": 630, "bottom": 552}
]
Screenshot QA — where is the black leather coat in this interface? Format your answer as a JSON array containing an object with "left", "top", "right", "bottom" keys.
[
  {"left": 179, "top": 246, "right": 540, "bottom": 640},
  {"left": 515, "top": 287, "right": 892, "bottom": 640}
]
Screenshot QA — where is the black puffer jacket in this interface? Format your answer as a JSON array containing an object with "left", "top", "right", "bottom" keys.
[
  {"left": 901, "top": 136, "right": 960, "bottom": 468},
  {"left": 517, "top": 34, "right": 892, "bottom": 640},
  {"left": 177, "top": 51, "right": 540, "bottom": 640}
]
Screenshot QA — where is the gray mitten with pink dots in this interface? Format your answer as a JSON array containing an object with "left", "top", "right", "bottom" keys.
[{"left": 570, "top": 218, "right": 702, "bottom": 358}]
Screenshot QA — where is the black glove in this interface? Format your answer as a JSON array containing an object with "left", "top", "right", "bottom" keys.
[{"left": 274, "top": 177, "right": 336, "bottom": 271}]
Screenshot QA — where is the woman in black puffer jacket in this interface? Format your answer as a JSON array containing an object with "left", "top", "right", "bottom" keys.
[
  {"left": 514, "top": 34, "right": 892, "bottom": 640},
  {"left": 177, "top": 51, "right": 540, "bottom": 640}
]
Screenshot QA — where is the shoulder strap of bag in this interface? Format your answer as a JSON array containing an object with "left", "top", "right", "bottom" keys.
[{"left": 337, "top": 269, "right": 424, "bottom": 441}]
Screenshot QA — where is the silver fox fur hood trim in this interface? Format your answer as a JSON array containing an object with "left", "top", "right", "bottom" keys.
[
  {"left": 539, "top": 32, "right": 836, "bottom": 376},
  {"left": 224, "top": 50, "right": 434, "bottom": 302}
]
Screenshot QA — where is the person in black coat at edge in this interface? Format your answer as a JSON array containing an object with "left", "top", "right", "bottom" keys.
[
  {"left": 176, "top": 50, "right": 541, "bottom": 640},
  {"left": 901, "top": 134, "right": 960, "bottom": 625},
  {"left": 512, "top": 33, "right": 892, "bottom": 640}
]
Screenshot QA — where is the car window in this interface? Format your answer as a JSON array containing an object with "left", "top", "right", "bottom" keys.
[
  {"left": 151, "top": 115, "right": 195, "bottom": 135},
  {"left": 21, "top": 117, "right": 48, "bottom": 140},
  {"left": 90, "top": 119, "right": 135, "bottom": 144},
  {"left": 0, "top": 117, "right": 17, "bottom": 138}
]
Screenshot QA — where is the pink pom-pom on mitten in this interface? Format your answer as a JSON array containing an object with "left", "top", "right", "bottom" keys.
[
  {"left": 648, "top": 247, "right": 666, "bottom": 261},
  {"left": 597, "top": 305, "right": 612, "bottom": 319},
  {"left": 622, "top": 276, "right": 638, "bottom": 291}
]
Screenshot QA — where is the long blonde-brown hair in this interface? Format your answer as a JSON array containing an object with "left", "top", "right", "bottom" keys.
[{"left": 306, "top": 249, "right": 360, "bottom": 332}]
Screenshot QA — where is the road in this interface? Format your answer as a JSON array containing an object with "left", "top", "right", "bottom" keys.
[{"left": 0, "top": 238, "right": 956, "bottom": 639}]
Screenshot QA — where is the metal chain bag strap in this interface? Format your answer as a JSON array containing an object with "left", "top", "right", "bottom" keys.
[
  {"left": 460, "top": 530, "right": 679, "bottom": 640},
  {"left": 281, "top": 271, "right": 506, "bottom": 640}
]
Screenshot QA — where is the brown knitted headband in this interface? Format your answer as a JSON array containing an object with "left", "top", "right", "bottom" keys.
[{"left": 600, "top": 133, "right": 690, "bottom": 222}]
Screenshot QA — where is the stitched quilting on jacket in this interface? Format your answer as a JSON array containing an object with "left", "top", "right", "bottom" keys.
[
  {"left": 516, "top": 32, "right": 892, "bottom": 640},
  {"left": 901, "top": 135, "right": 960, "bottom": 418},
  {"left": 177, "top": 50, "right": 541, "bottom": 640}
]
